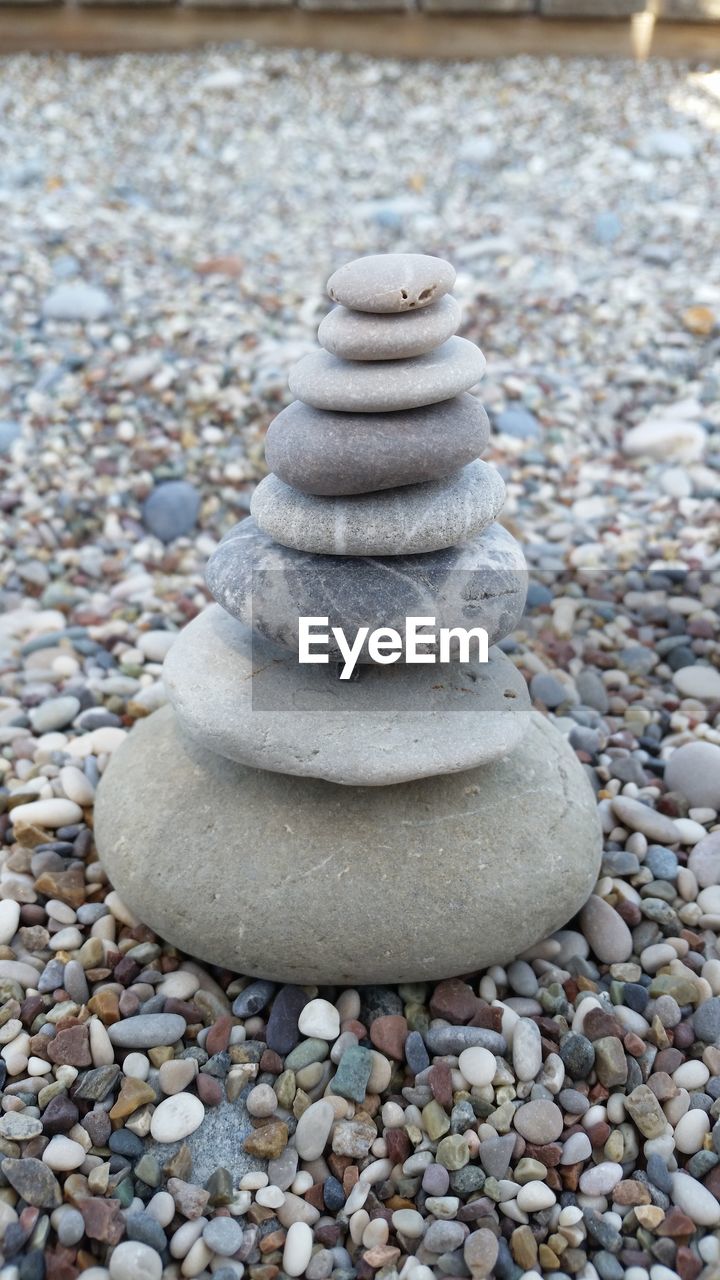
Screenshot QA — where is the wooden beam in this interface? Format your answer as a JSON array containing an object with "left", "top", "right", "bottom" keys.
[{"left": 1, "top": 6, "right": 720, "bottom": 60}]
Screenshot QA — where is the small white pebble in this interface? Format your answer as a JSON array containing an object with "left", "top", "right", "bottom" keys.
[
  {"left": 283, "top": 1221, "right": 314, "bottom": 1278},
  {"left": 516, "top": 1181, "right": 556, "bottom": 1212},
  {"left": 297, "top": 998, "right": 340, "bottom": 1040},
  {"left": 256, "top": 1185, "right": 285, "bottom": 1209},
  {"left": 123, "top": 1052, "right": 150, "bottom": 1080},
  {"left": 43, "top": 1135, "right": 86, "bottom": 1171},
  {"left": 458, "top": 1046, "right": 497, "bottom": 1087}
]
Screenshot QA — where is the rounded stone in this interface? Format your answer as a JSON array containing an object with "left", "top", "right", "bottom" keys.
[
  {"left": 202, "top": 1217, "right": 244, "bottom": 1257},
  {"left": 513, "top": 1099, "right": 564, "bottom": 1144},
  {"left": 141, "top": 480, "right": 200, "bottom": 544},
  {"left": 294, "top": 1100, "right": 335, "bottom": 1160},
  {"left": 673, "top": 665, "right": 720, "bottom": 701},
  {"left": 95, "top": 705, "right": 602, "bottom": 985},
  {"left": 579, "top": 895, "right": 633, "bottom": 964},
  {"left": 689, "top": 832, "right": 720, "bottom": 888},
  {"left": 264, "top": 394, "right": 489, "bottom": 497},
  {"left": 288, "top": 337, "right": 485, "bottom": 413},
  {"left": 108, "top": 1014, "right": 187, "bottom": 1049},
  {"left": 149, "top": 1092, "right": 205, "bottom": 1143},
  {"left": 251, "top": 461, "right": 504, "bottom": 557},
  {"left": 665, "top": 741, "right": 720, "bottom": 809},
  {"left": 458, "top": 1047, "right": 497, "bottom": 1088},
  {"left": 163, "top": 607, "right": 532, "bottom": 786},
  {"left": 206, "top": 517, "right": 527, "bottom": 665},
  {"left": 109, "top": 1241, "right": 162, "bottom": 1280},
  {"left": 318, "top": 294, "right": 461, "bottom": 360},
  {"left": 326, "top": 253, "right": 456, "bottom": 314}
]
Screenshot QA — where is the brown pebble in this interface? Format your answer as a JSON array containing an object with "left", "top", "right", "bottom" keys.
[
  {"left": 164, "top": 998, "right": 201, "bottom": 1021},
  {"left": 47, "top": 1025, "right": 91, "bottom": 1068},
  {"left": 163, "top": 1144, "right": 192, "bottom": 1182},
  {"left": 524, "top": 1142, "right": 562, "bottom": 1166},
  {"left": 117, "top": 991, "right": 140, "bottom": 1019},
  {"left": 205, "top": 1014, "right": 233, "bottom": 1056},
  {"left": 34, "top": 866, "right": 85, "bottom": 908},
  {"left": 429, "top": 1061, "right": 453, "bottom": 1109},
  {"left": 613, "top": 1179, "right": 651, "bottom": 1206},
  {"left": 585, "top": 1122, "right": 611, "bottom": 1147},
  {"left": 511, "top": 1225, "right": 538, "bottom": 1270},
  {"left": 167, "top": 1177, "right": 210, "bottom": 1219},
  {"left": 362, "top": 1245, "right": 400, "bottom": 1269},
  {"left": 79, "top": 1197, "right": 124, "bottom": 1245},
  {"left": 249, "top": 1203, "right": 276, "bottom": 1226},
  {"left": 304, "top": 1182, "right": 325, "bottom": 1212},
  {"left": 430, "top": 978, "right": 479, "bottom": 1023},
  {"left": 44, "top": 1246, "right": 79, "bottom": 1280},
  {"left": 468, "top": 1005, "right": 504, "bottom": 1033},
  {"left": 315, "top": 1224, "right": 342, "bottom": 1248},
  {"left": 259, "top": 1228, "right": 286, "bottom": 1253},
  {"left": 647, "top": 1072, "right": 678, "bottom": 1102},
  {"left": 342, "top": 1019, "right": 367, "bottom": 1040},
  {"left": 109, "top": 1076, "right": 155, "bottom": 1122},
  {"left": 196, "top": 1074, "right": 223, "bottom": 1107},
  {"left": 328, "top": 1154, "right": 352, "bottom": 1180},
  {"left": 87, "top": 990, "right": 120, "bottom": 1025},
  {"left": 676, "top": 1245, "right": 704, "bottom": 1280},
  {"left": 369, "top": 1015, "right": 408, "bottom": 1061},
  {"left": 673, "top": 1022, "right": 695, "bottom": 1050},
  {"left": 243, "top": 1119, "right": 288, "bottom": 1159},
  {"left": 624, "top": 1032, "right": 646, "bottom": 1058},
  {"left": 655, "top": 1047, "right": 684, "bottom": 1074},
  {"left": 657, "top": 1207, "right": 695, "bottom": 1238},
  {"left": 260, "top": 1049, "right": 283, "bottom": 1075},
  {"left": 583, "top": 1008, "right": 624, "bottom": 1041},
  {"left": 539, "top": 1245, "right": 560, "bottom": 1269},
  {"left": 113, "top": 956, "right": 140, "bottom": 986},
  {"left": 385, "top": 1128, "right": 411, "bottom": 1164}
]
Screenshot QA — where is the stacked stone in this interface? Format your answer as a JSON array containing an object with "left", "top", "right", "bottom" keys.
[
  {"left": 97, "top": 254, "right": 602, "bottom": 984},
  {"left": 164, "top": 254, "right": 532, "bottom": 786}
]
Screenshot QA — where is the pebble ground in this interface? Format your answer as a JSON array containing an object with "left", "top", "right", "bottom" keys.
[{"left": 1, "top": 44, "right": 720, "bottom": 1280}]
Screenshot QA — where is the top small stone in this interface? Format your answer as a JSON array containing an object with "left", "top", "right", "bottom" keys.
[{"left": 326, "top": 253, "right": 456, "bottom": 314}]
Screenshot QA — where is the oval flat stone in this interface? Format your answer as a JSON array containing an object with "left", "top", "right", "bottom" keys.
[
  {"left": 205, "top": 517, "right": 527, "bottom": 663},
  {"left": 251, "top": 461, "right": 504, "bottom": 556},
  {"left": 95, "top": 705, "right": 602, "bottom": 985},
  {"left": 163, "top": 606, "right": 532, "bottom": 786},
  {"left": 318, "top": 294, "right": 461, "bottom": 361},
  {"left": 288, "top": 338, "right": 485, "bottom": 413},
  {"left": 264, "top": 395, "right": 489, "bottom": 497},
  {"left": 326, "top": 253, "right": 455, "bottom": 314},
  {"left": 108, "top": 1014, "right": 186, "bottom": 1049}
]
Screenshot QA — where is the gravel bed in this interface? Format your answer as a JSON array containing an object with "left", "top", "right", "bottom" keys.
[{"left": 0, "top": 44, "right": 720, "bottom": 1280}]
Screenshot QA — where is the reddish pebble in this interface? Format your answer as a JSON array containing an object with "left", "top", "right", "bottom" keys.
[
  {"left": 47, "top": 1025, "right": 91, "bottom": 1068},
  {"left": 206, "top": 1015, "right": 233, "bottom": 1056},
  {"left": 369, "top": 1015, "right": 408, "bottom": 1061},
  {"left": 196, "top": 1074, "right": 223, "bottom": 1107},
  {"left": 342, "top": 1019, "right": 367, "bottom": 1040},
  {"left": 430, "top": 978, "right": 479, "bottom": 1023},
  {"left": 429, "top": 1061, "right": 453, "bottom": 1109}
]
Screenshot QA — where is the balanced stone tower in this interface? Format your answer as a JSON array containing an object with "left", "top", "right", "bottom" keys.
[{"left": 96, "top": 253, "right": 602, "bottom": 984}]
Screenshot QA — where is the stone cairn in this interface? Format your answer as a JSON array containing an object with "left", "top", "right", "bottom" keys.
[
  {"left": 97, "top": 253, "right": 602, "bottom": 983},
  {"left": 166, "top": 252, "right": 532, "bottom": 786}
]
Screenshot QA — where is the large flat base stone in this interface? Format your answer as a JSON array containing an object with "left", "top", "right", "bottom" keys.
[
  {"left": 164, "top": 606, "right": 532, "bottom": 786},
  {"left": 95, "top": 706, "right": 602, "bottom": 985}
]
